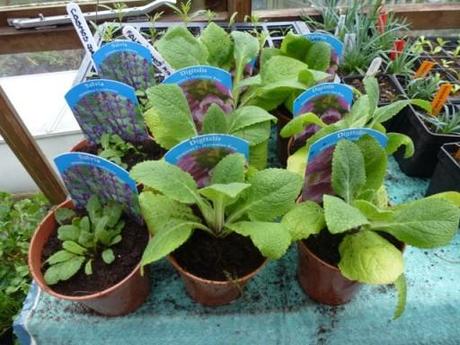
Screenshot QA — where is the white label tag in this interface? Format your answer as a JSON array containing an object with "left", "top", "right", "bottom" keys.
[
  {"left": 366, "top": 57, "right": 383, "bottom": 76},
  {"left": 344, "top": 33, "right": 356, "bottom": 51},
  {"left": 333, "top": 74, "right": 341, "bottom": 83},
  {"left": 334, "top": 15, "right": 346, "bottom": 37},
  {"left": 122, "top": 25, "right": 174, "bottom": 73},
  {"left": 66, "top": 3, "right": 98, "bottom": 56}
]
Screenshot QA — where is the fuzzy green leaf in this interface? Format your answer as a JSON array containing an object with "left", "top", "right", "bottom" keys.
[
  {"left": 363, "top": 76, "right": 379, "bottom": 114},
  {"left": 102, "top": 249, "right": 115, "bottom": 264},
  {"left": 46, "top": 250, "right": 76, "bottom": 265},
  {"left": 385, "top": 133, "right": 414, "bottom": 158},
  {"left": 57, "top": 224, "right": 80, "bottom": 242},
  {"left": 344, "top": 95, "right": 371, "bottom": 127},
  {"left": 232, "top": 169, "right": 303, "bottom": 222},
  {"left": 199, "top": 183, "right": 251, "bottom": 204},
  {"left": 202, "top": 104, "right": 228, "bottom": 134},
  {"left": 353, "top": 200, "right": 394, "bottom": 221},
  {"left": 286, "top": 146, "right": 308, "bottom": 176},
  {"left": 280, "top": 113, "right": 326, "bottom": 138},
  {"left": 211, "top": 153, "right": 246, "bottom": 184},
  {"left": 227, "top": 221, "right": 291, "bottom": 259},
  {"left": 305, "top": 41, "right": 331, "bottom": 71},
  {"left": 356, "top": 135, "right": 388, "bottom": 191},
  {"left": 200, "top": 22, "right": 233, "bottom": 69},
  {"left": 144, "top": 84, "right": 197, "bottom": 149},
  {"left": 227, "top": 106, "right": 276, "bottom": 133},
  {"left": 62, "top": 241, "right": 87, "bottom": 255},
  {"left": 55, "top": 208, "right": 76, "bottom": 225},
  {"left": 155, "top": 26, "right": 208, "bottom": 69},
  {"left": 260, "top": 47, "right": 282, "bottom": 67},
  {"left": 139, "top": 192, "right": 198, "bottom": 235},
  {"left": 323, "top": 195, "right": 369, "bottom": 234},
  {"left": 332, "top": 140, "right": 366, "bottom": 203},
  {"left": 249, "top": 140, "right": 269, "bottom": 170},
  {"left": 231, "top": 121, "right": 272, "bottom": 146},
  {"left": 131, "top": 161, "right": 199, "bottom": 204},
  {"left": 231, "top": 31, "right": 259, "bottom": 74},
  {"left": 261, "top": 56, "right": 310, "bottom": 85},
  {"left": 393, "top": 274, "right": 407, "bottom": 319},
  {"left": 280, "top": 32, "right": 312, "bottom": 61},
  {"left": 338, "top": 231, "right": 404, "bottom": 284},
  {"left": 44, "top": 256, "right": 85, "bottom": 285},
  {"left": 373, "top": 100, "right": 411, "bottom": 124},
  {"left": 426, "top": 192, "right": 460, "bottom": 208},
  {"left": 371, "top": 198, "right": 460, "bottom": 248},
  {"left": 281, "top": 201, "right": 325, "bottom": 241}
]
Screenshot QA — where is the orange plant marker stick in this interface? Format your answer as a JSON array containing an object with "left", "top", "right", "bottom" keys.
[
  {"left": 454, "top": 148, "right": 460, "bottom": 161},
  {"left": 431, "top": 83, "right": 453, "bottom": 116},
  {"left": 414, "top": 60, "right": 435, "bottom": 78}
]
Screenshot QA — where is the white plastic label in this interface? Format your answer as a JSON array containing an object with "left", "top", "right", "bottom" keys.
[
  {"left": 366, "top": 57, "right": 383, "bottom": 76},
  {"left": 122, "top": 25, "right": 174, "bottom": 72},
  {"left": 334, "top": 15, "right": 346, "bottom": 37},
  {"left": 66, "top": 3, "right": 98, "bottom": 55},
  {"left": 344, "top": 33, "right": 356, "bottom": 51}
]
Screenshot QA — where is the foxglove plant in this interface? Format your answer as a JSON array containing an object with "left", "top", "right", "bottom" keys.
[
  {"left": 294, "top": 138, "right": 460, "bottom": 319},
  {"left": 130, "top": 153, "right": 311, "bottom": 266}
]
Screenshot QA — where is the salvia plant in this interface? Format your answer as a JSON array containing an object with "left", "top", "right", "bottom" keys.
[
  {"left": 130, "top": 153, "right": 313, "bottom": 266},
  {"left": 405, "top": 74, "right": 443, "bottom": 101},
  {"left": 419, "top": 106, "right": 460, "bottom": 135},
  {"left": 44, "top": 196, "right": 125, "bottom": 285},
  {"left": 293, "top": 137, "right": 460, "bottom": 319},
  {"left": 281, "top": 75, "right": 431, "bottom": 201},
  {"left": 98, "top": 133, "right": 146, "bottom": 169}
]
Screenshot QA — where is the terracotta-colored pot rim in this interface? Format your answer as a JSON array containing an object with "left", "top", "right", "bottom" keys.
[
  {"left": 167, "top": 251, "right": 267, "bottom": 286},
  {"left": 298, "top": 239, "right": 342, "bottom": 272},
  {"left": 29, "top": 199, "right": 147, "bottom": 302}
]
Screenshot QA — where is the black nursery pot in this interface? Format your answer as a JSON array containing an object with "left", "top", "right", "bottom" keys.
[
  {"left": 0, "top": 327, "right": 13, "bottom": 345},
  {"left": 426, "top": 143, "right": 460, "bottom": 196},
  {"left": 393, "top": 106, "right": 460, "bottom": 178}
]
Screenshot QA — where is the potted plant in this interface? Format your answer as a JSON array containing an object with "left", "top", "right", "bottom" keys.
[
  {"left": 394, "top": 105, "right": 460, "bottom": 177},
  {"left": 426, "top": 143, "right": 460, "bottom": 195},
  {"left": 292, "top": 138, "right": 460, "bottom": 318},
  {"left": 130, "top": 153, "right": 311, "bottom": 305},
  {"left": 28, "top": 196, "right": 150, "bottom": 316}
]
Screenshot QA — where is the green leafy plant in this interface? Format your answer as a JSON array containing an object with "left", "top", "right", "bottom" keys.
[
  {"left": 98, "top": 133, "right": 146, "bottom": 169},
  {"left": 146, "top": 11, "right": 164, "bottom": 43},
  {"left": 301, "top": 0, "right": 341, "bottom": 32},
  {"left": 166, "top": 0, "right": 203, "bottom": 25},
  {"left": 293, "top": 138, "right": 460, "bottom": 319},
  {"left": 384, "top": 41, "right": 419, "bottom": 77},
  {"left": 405, "top": 73, "right": 444, "bottom": 101},
  {"left": 412, "top": 36, "right": 446, "bottom": 56},
  {"left": 130, "top": 153, "right": 314, "bottom": 267},
  {"left": 282, "top": 75, "right": 431, "bottom": 176},
  {"left": 419, "top": 106, "right": 460, "bottom": 135},
  {"left": 43, "top": 196, "right": 125, "bottom": 285},
  {"left": 0, "top": 193, "right": 49, "bottom": 337}
]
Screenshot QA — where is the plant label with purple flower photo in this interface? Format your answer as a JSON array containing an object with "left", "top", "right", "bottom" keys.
[
  {"left": 304, "top": 33, "right": 344, "bottom": 65},
  {"left": 163, "top": 65, "right": 234, "bottom": 128},
  {"left": 93, "top": 40, "right": 156, "bottom": 91},
  {"left": 302, "top": 128, "right": 388, "bottom": 203},
  {"left": 54, "top": 152, "right": 142, "bottom": 223},
  {"left": 164, "top": 134, "right": 249, "bottom": 187},
  {"left": 65, "top": 79, "right": 149, "bottom": 145}
]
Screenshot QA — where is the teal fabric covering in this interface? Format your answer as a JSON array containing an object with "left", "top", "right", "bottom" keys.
[{"left": 18, "top": 158, "right": 460, "bottom": 345}]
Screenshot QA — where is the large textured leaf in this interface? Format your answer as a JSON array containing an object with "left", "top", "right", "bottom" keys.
[
  {"left": 373, "top": 100, "right": 411, "bottom": 124},
  {"left": 46, "top": 250, "right": 76, "bottom": 265},
  {"left": 281, "top": 201, "right": 325, "bottom": 241},
  {"left": 280, "top": 113, "right": 326, "bottom": 138},
  {"left": 199, "top": 183, "right": 250, "bottom": 204},
  {"left": 261, "top": 56, "right": 310, "bottom": 85},
  {"left": 393, "top": 274, "right": 407, "bottom": 319},
  {"left": 353, "top": 200, "right": 394, "bottom": 221},
  {"left": 287, "top": 146, "right": 308, "bottom": 176},
  {"left": 231, "top": 121, "right": 272, "bottom": 146},
  {"left": 338, "top": 231, "right": 404, "bottom": 284},
  {"left": 145, "top": 84, "right": 197, "bottom": 149},
  {"left": 131, "top": 161, "right": 198, "bottom": 204},
  {"left": 323, "top": 195, "right": 369, "bottom": 234},
  {"left": 280, "top": 32, "right": 312, "bottom": 61},
  {"left": 356, "top": 135, "right": 387, "bottom": 191},
  {"left": 343, "top": 95, "right": 371, "bottom": 127},
  {"left": 227, "top": 221, "right": 291, "bottom": 259},
  {"left": 202, "top": 104, "right": 228, "bottom": 134},
  {"left": 363, "top": 76, "right": 379, "bottom": 114},
  {"left": 141, "top": 220, "right": 195, "bottom": 266},
  {"left": 260, "top": 47, "right": 282, "bottom": 67},
  {"left": 249, "top": 140, "right": 269, "bottom": 170},
  {"left": 426, "top": 191, "right": 460, "bottom": 208},
  {"left": 371, "top": 198, "right": 460, "bottom": 248},
  {"left": 44, "top": 256, "right": 85, "bottom": 285},
  {"left": 305, "top": 42, "right": 331, "bottom": 71},
  {"left": 155, "top": 26, "right": 208, "bottom": 69},
  {"left": 231, "top": 169, "right": 303, "bottom": 222},
  {"left": 211, "top": 153, "right": 246, "bottom": 184},
  {"left": 200, "top": 22, "right": 233, "bottom": 69},
  {"left": 139, "top": 192, "right": 198, "bottom": 234},
  {"left": 231, "top": 31, "right": 259, "bottom": 74},
  {"left": 331, "top": 140, "right": 366, "bottom": 203},
  {"left": 227, "top": 106, "right": 276, "bottom": 133},
  {"left": 385, "top": 133, "right": 414, "bottom": 158}
]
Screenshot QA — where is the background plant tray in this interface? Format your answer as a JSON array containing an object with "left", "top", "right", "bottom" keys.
[{"left": 14, "top": 151, "right": 460, "bottom": 345}]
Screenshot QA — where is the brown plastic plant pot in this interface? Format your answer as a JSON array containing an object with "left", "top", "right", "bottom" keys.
[
  {"left": 167, "top": 254, "right": 267, "bottom": 306},
  {"left": 28, "top": 199, "right": 150, "bottom": 316},
  {"left": 297, "top": 240, "right": 361, "bottom": 305}
]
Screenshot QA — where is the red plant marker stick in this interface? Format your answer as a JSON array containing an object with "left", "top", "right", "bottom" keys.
[
  {"left": 376, "top": 6, "right": 388, "bottom": 34},
  {"left": 390, "top": 39, "right": 406, "bottom": 60}
]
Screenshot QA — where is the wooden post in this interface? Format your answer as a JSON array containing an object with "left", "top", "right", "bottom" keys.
[
  {"left": 0, "top": 86, "right": 67, "bottom": 205},
  {"left": 228, "top": 0, "right": 252, "bottom": 21}
]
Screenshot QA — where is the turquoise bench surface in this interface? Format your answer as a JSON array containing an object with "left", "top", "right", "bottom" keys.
[{"left": 16, "top": 158, "right": 460, "bottom": 345}]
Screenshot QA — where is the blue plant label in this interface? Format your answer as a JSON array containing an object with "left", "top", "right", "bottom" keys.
[
  {"left": 164, "top": 134, "right": 249, "bottom": 187},
  {"left": 304, "top": 33, "right": 344, "bottom": 63},
  {"left": 293, "top": 83, "right": 353, "bottom": 117},
  {"left": 163, "top": 65, "right": 234, "bottom": 130},
  {"left": 65, "top": 79, "right": 149, "bottom": 144},
  {"left": 93, "top": 40, "right": 156, "bottom": 91},
  {"left": 54, "top": 152, "right": 142, "bottom": 223},
  {"left": 302, "top": 128, "right": 388, "bottom": 203}
]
